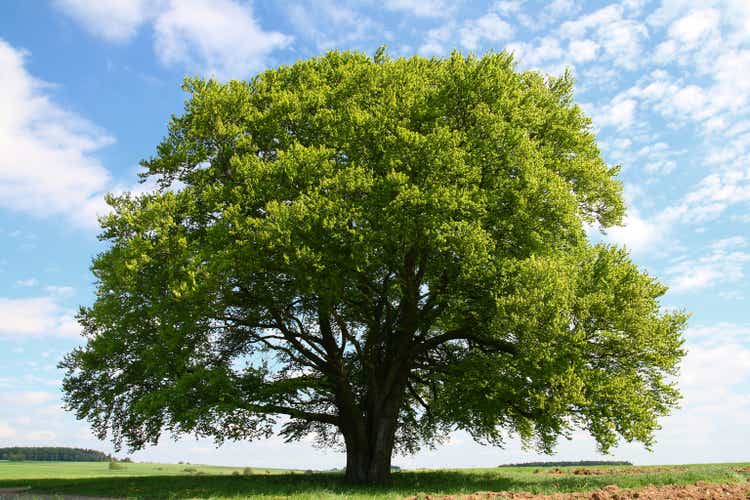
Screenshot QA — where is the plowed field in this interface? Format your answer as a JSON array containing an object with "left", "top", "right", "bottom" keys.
[{"left": 404, "top": 481, "right": 750, "bottom": 499}]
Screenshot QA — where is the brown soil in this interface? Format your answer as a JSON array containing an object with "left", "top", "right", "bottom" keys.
[
  {"left": 737, "top": 467, "right": 750, "bottom": 474},
  {"left": 546, "top": 467, "right": 687, "bottom": 476},
  {"left": 403, "top": 481, "right": 750, "bottom": 499}
]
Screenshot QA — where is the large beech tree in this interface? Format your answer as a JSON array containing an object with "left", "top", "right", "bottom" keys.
[{"left": 61, "top": 50, "right": 686, "bottom": 484}]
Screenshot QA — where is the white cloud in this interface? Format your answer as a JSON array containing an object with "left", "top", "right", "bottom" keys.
[
  {"left": 559, "top": 4, "right": 647, "bottom": 69},
  {"left": 590, "top": 95, "right": 637, "bottom": 130},
  {"left": 0, "top": 421, "right": 15, "bottom": 439},
  {"left": 568, "top": 39, "right": 599, "bottom": 63},
  {"left": 57, "top": 0, "right": 291, "bottom": 80},
  {"left": 546, "top": 0, "right": 579, "bottom": 19},
  {"left": 681, "top": 341, "right": 750, "bottom": 394},
  {"left": 383, "top": 0, "right": 451, "bottom": 18},
  {"left": 604, "top": 211, "right": 664, "bottom": 254},
  {"left": 15, "top": 278, "right": 38, "bottom": 288},
  {"left": 494, "top": 0, "right": 523, "bottom": 15},
  {"left": 654, "top": 332, "right": 750, "bottom": 462},
  {"left": 154, "top": 0, "right": 291, "bottom": 79},
  {"left": 505, "top": 37, "right": 565, "bottom": 69},
  {"left": 0, "top": 391, "right": 57, "bottom": 407},
  {"left": 27, "top": 430, "right": 57, "bottom": 442},
  {"left": 630, "top": 4, "right": 750, "bottom": 136},
  {"left": 0, "top": 39, "right": 114, "bottom": 228},
  {"left": 418, "top": 24, "right": 453, "bottom": 56},
  {"left": 0, "top": 297, "right": 80, "bottom": 338},
  {"left": 666, "top": 237, "right": 750, "bottom": 292},
  {"left": 622, "top": 70, "right": 737, "bottom": 129},
  {"left": 55, "top": 0, "right": 156, "bottom": 42},
  {"left": 662, "top": 168, "right": 750, "bottom": 224},
  {"left": 44, "top": 285, "right": 76, "bottom": 297},
  {"left": 687, "top": 322, "right": 750, "bottom": 344},
  {"left": 635, "top": 141, "right": 679, "bottom": 175},
  {"left": 460, "top": 12, "right": 514, "bottom": 51},
  {"left": 646, "top": 0, "right": 715, "bottom": 27},
  {"left": 287, "top": 0, "right": 383, "bottom": 52},
  {"left": 668, "top": 8, "right": 721, "bottom": 46}
]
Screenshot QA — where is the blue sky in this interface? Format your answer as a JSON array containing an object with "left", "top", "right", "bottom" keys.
[{"left": 1, "top": 0, "right": 749, "bottom": 469}]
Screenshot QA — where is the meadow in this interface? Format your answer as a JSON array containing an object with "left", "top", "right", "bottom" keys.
[{"left": 0, "top": 461, "right": 749, "bottom": 499}]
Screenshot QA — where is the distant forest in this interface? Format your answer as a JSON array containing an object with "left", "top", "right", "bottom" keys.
[
  {"left": 499, "top": 460, "right": 633, "bottom": 467},
  {"left": 0, "top": 447, "right": 111, "bottom": 462}
]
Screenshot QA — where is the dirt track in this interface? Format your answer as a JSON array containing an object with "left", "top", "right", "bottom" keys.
[{"left": 404, "top": 481, "right": 750, "bottom": 499}]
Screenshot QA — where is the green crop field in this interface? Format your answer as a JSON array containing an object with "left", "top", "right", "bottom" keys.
[
  {"left": 0, "top": 461, "right": 299, "bottom": 481},
  {"left": 0, "top": 461, "right": 749, "bottom": 499}
]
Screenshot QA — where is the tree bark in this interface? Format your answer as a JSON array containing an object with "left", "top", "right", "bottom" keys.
[
  {"left": 343, "top": 415, "right": 396, "bottom": 484},
  {"left": 340, "top": 369, "right": 406, "bottom": 484}
]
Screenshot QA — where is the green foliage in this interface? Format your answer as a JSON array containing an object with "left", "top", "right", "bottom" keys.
[
  {"left": 60, "top": 49, "right": 686, "bottom": 477},
  {"left": 0, "top": 447, "right": 110, "bottom": 462}
]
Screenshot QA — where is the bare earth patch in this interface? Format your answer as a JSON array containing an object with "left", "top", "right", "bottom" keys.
[
  {"left": 404, "top": 481, "right": 750, "bottom": 499},
  {"left": 546, "top": 467, "right": 687, "bottom": 476}
]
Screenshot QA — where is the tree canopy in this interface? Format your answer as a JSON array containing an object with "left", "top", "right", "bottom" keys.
[{"left": 61, "top": 50, "right": 686, "bottom": 484}]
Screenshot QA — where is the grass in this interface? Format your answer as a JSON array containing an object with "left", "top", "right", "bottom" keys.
[
  {"left": 0, "top": 461, "right": 747, "bottom": 498},
  {"left": 0, "top": 461, "right": 298, "bottom": 481}
]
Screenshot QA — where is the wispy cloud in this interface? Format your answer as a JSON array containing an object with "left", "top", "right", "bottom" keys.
[
  {"left": 0, "top": 297, "right": 80, "bottom": 338},
  {"left": 0, "top": 39, "right": 113, "bottom": 228},
  {"left": 56, "top": 0, "right": 291, "bottom": 79}
]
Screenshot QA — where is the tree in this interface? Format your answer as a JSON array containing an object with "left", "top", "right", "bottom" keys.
[{"left": 60, "top": 50, "right": 686, "bottom": 484}]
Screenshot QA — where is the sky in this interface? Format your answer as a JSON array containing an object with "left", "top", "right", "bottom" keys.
[{"left": 1, "top": 0, "right": 749, "bottom": 469}]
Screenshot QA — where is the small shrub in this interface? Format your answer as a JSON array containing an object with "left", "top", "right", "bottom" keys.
[
  {"left": 242, "top": 467, "right": 254, "bottom": 476},
  {"left": 305, "top": 469, "right": 314, "bottom": 475},
  {"left": 183, "top": 467, "right": 197, "bottom": 473},
  {"left": 232, "top": 471, "right": 240, "bottom": 476},
  {"left": 108, "top": 461, "right": 126, "bottom": 471}
]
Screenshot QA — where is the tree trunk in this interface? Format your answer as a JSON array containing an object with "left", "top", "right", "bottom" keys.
[
  {"left": 338, "top": 339, "right": 411, "bottom": 484},
  {"left": 343, "top": 416, "right": 395, "bottom": 484}
]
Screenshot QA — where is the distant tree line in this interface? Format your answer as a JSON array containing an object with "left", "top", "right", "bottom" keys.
[
  {"left": 0, "top": 447, "right": 111, "bottom": 462},
  {"left": 498, "top": 460, "right": 633, "bottom": 468}
]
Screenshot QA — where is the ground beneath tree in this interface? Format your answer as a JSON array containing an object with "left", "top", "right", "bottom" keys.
[
  {"left": 403, "top": 481, "right": 750, "bottom": 499},
  {"left": 545, "top": 467, "right": 687, "bottom": 476}
]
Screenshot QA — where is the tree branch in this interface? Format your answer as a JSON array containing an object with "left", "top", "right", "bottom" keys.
[{"left": 245, "top": 403, "right": 338, "bottom": 425}]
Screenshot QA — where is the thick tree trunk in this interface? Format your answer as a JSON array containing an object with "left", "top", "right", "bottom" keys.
[{"left": 343, "top": 417, "right": 395, "bottom": 484}]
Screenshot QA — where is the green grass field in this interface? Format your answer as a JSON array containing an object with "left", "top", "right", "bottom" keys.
[{"left": 0, "top": 461, "right": 748, "bottom": 499}]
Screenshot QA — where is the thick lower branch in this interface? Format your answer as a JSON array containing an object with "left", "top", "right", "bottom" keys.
[{"left": 244, "top": 403, "right": 338, "bottom": 425}]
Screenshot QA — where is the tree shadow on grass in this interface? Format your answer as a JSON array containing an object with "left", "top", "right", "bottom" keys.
[
  {"left": 0, "top": 467, "right": 744, "bottom": 499},
  {"left": 0, "top": 472, "right": 521, "bottom": 499}
]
